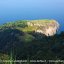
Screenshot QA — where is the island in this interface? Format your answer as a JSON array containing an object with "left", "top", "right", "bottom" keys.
[{"left": 0, "top": 19, "right": 64, "bottom": 64}]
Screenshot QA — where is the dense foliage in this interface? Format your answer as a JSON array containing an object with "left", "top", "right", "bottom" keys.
[{"left": 0, "top": 20, "right": 64, "bottom": 64}]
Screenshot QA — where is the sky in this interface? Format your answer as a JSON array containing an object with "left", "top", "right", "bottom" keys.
[
  {"left": 0, "top": 0, "right": 64, "bottom": 20},
  {"left": 0, "top": 0, "right": 64, "bottom": 31}
]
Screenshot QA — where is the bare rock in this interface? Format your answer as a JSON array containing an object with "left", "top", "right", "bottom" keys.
[{"left": 27, "top": 20, "right": 60, "bottom": 36}]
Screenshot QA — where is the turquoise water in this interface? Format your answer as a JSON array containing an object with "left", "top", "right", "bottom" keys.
[{"left": 0, "top": 0, "right": 64, "bottom": 31}]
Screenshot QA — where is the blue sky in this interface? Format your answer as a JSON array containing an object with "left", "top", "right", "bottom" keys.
[{"left": 0, "top": 0, "right": 64, "bottom": 18}]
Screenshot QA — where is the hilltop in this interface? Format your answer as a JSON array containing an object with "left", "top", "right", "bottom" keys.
[{"left": 0, "top": 19, "right": 59, "bottom": 36}]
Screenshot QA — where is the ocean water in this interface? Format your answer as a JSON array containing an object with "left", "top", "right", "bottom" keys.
[{"left": 0, "top": 0, "right": 64, "bottom": 31}]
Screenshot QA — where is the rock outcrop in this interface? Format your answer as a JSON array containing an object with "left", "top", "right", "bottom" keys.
[{"left": 27, "top": 20, "right": 60, "bottom": 36}]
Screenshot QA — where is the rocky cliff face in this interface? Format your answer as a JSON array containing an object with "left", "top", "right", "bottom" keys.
[{"left": 27, "top": 20, "right": 60, "bottom": 36}]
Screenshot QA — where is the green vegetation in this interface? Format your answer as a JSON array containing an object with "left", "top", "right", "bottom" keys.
[
  {"left": 0, "top": 20, "right": 28, "bottom": 29},
  {"left": 22, "top": 34, "right": 34, "bottom": 43},
  {"left": 0, "top": 20, "right": 64, "bottom": 64},
  {"left": 30, "top": 19, "right": 56, "bottom": 24},
  {"left": 21, "top": 26, "right": 37, "bottom": 32}
]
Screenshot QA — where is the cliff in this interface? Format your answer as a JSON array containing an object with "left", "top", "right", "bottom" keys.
[{"left": 27, "top": 20, "right": 60, "bottom": 36}]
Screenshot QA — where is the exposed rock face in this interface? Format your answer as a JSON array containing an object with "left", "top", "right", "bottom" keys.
[{"left": 27, "top": 20, "right": 60, "bottom": 36}]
